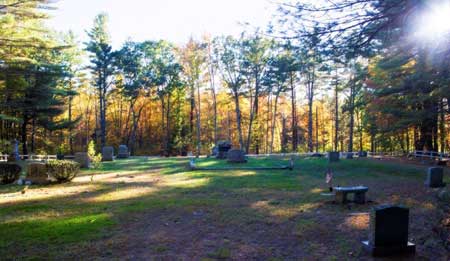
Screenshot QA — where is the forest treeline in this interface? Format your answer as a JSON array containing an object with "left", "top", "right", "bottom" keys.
[{"left": 0, "top": 0, "right": 449, "bottom": 156}]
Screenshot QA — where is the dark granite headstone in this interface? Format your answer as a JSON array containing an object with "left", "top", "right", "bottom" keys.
[
  {"left": 227, "top": 149, "right": 247, "bottom": 163},
  {"left": 102, "top": 146, "right": 114, "bottom": 161},
  {"left": 328, "top": 151, "right": 340, "bottom": 162},
  {"left": 216, "top": 141, "right": 231, "bottom": 159},
  {"left": 117, "top": 145, "right": 130, "bottom": 159},
  {"left": 311, "top": 153, "right": 323, "bottom": 157},
  {"left": 362, "top": 205, "right": 415, "bottom": 257},
  {"left": 425, "top": 167, "right": 445, "bottom": 188},
  {"left": 74, "top": 152, "right": 90, "bottom": 168},
  {"left": 358, "top": 151, "right": 368, "bottom": 157},
  {"left": 346, "top": 153, "right": 354, "bottom": 159}
]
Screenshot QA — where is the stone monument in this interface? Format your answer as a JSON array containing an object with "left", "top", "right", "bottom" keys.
[
  {"left": 328, "top": 151, "right": 340, "bottom": 163},
  {"left": 8, "top": 139, "right": 20, "bottom": 162},
  {"left": 117, "top": 145, "right": 130, "bottom": 159},
  {"left": 216, "top": 141, "right": 232, "bottom": 159},
  {"left": 102, "top": 146, "right": 114, "bottom": 161},
  {"left": 362, "top": 205, "right": 415, "bottom": 257},
  {"left": 425, "top": 167, "right": 445, "bottom": 188},
  {"left": 227, "top": 149, "right": 247, "bottom": 163},
  {"left": 74, "top": 152, "right": 90, "bottom": 168}
]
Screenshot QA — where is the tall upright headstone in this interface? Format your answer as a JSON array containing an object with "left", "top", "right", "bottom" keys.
[
  {"left": 362, "top": 205, "right": 415, "bottom": 257},
  {"left": 102, "top": 146, "right": 114, "bottom": 161},
  {"left": 425, "top": 167, "right": 445, "bottom": 188}
]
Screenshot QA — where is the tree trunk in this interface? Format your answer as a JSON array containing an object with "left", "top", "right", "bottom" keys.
[
  {"left": 233, "top": 90, "right": 244, "bottom": 150},
  {"left": 196, "top": 83, "right": 201, "bottom": 157},
  {"left": 21, "top": 117, "right": 28, "bottom": 156},
  {"left": 270, "top": 93, "right": 280, "bottom": 153},
  {"left": 334, "top": 71, "right": 339, "bottom": 151},
  {"left": 291, "top": 73, "right": 298, "bottom": 152}
]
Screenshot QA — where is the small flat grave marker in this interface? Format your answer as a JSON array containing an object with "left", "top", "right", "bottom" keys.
[{"left": 362, "top": 205, "right": 415, "bottom": 257}]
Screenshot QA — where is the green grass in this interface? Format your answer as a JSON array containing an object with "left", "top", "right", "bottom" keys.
[{"left": 0, "top": 157, "right": 445, "bottom": 259}]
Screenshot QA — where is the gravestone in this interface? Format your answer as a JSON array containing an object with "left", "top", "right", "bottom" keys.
[
  {"left": 328, "top": 151, "right": 340, "bottom": 162},
  {"left": 227, "top": 149, "right": 247, "bottom": 163},
  {"left": 362, "top": 205, "right": 415, "bottom": 257},
  {"left": 102, "top": 146, "right": 114, "bottom": 161},
  {"left": 8, "top": 139, "right": 20, "bottom": 162},
  {"left": 425, "top": 167, "right": 445, "bottom": 188},
  {"left": 117, "top": 145, "right": 130, "bottom": 159},
  {"left": 26, "top": 163, "right": 50, "bottom": 185},
  {"left": 359, "top": 151, "right": 368, "bottom": 157},
  {"left": 216, "top": 141, "right": 232, "bottom": 159},
  {"left": 346, "top": 153, "right": 354, "bottom": 159},
  {"left": 74, "top": 152, "right": 90, "bottom": 168}
]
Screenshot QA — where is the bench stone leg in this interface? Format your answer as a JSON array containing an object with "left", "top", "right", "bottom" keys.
[
  {"left": 354, "top": 192, "right": 366, "bottom": 204},
  {"left": 335, "top": 191, "right": 348, "bottom": 204}
]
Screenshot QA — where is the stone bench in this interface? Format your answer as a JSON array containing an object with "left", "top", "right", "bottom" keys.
[{"left": 334, "top": 186, "right": 368, "bottom": 204}]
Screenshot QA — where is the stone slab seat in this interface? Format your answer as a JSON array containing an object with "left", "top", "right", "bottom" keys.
[{"left": 334, "top": 186, "right": 368, "bottom": 204}]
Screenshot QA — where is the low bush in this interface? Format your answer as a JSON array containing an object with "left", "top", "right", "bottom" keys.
[
  {"left": 0, "top": 163, "right": 21, "bottom": 184},
  {"left": 46, "top": 160, "right": 80, "bottom": 183}
]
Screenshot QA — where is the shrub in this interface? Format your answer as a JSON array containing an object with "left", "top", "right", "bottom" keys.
[
  {"left": 46, "top": 160, "right": 80, "bottom": 183},
  {"left": 87, "top": 140, "right": 102, "bottom": 170},
  {"left": 0, "top": 163, "right": 21, "bottom": 184}
]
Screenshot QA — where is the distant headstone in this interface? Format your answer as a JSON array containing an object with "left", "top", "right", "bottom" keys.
[
  {"left": 26, "top": 163, "right": 50, "bottom": 185},
  {"left": 74, "top": 152, "right": 90, "bottom": 168},
  {"left": 216, "top": 141, "right": 232, "bottom": 159},
  {"left": 311, "top": 153, "right": 323, "bottom": 157},
  {"left": 117, "top": 145, "right": 130, "bottom": 159},
  {"left": 102, "top": 146, "right": 114, "bottom": 161},
  {"left": 346, "top": 153, "right": 354, "bottom": 159},
  {"left": 425, "top": 167, "right": 445, "bottom": 188},
  {"left": 227, "top": 149, "right": 247, "bottom": 163},
  {"left": 362, "top": 205, "right": 415, "bottom": 257},
  {"left": 328, "top": 151, "right": 340, "bottom": 162},
  {"left": 8, "top": 139, "right": 20, "bottom": 162},
  {"left": 358, "top": 151, "right": 368, "bottom": 158}
]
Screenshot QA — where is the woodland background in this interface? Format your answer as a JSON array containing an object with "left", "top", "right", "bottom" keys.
[{"left": 0, "top": 0, "right": 449, "bottom": 156}]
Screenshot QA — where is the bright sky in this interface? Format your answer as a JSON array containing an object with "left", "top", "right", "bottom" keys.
[{"left": 47, "top": 0, "right": 276, "bottom": 48}]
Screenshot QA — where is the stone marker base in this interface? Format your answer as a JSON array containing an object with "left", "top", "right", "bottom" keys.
[
  {"left": 362, "top": 241, "right": 415, "bottom": 257},
  {"left": 425, "top": 181, "right": 446, "bottom": 188}
]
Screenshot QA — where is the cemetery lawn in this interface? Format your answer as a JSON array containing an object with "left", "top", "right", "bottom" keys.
[{"left": 0, "top": 157, "right": 449, "bottom": 260}]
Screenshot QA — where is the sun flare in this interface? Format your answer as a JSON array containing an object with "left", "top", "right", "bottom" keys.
[{"left": 415, "top": 2, "right": 450, "bottom": 41}]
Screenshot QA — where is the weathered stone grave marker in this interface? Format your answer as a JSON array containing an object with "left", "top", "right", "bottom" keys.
[
  {"left": 74, "top": 152, "right": 90, "bottom": 168},
  {"left": 362, "top": 205, "right": 415, "bottom": 257},
  {"left": 227, "top": 149, "right": 247, "bottom": 163},
  {"left": 216, "top": 141, "right": 231, "bottom": 159},
  {"left": 328, "top": 151, "right": 340, "bottom": 162},
  {"left": 425, "top": 167, "right": 445, "bottom": 188},
  {"left": 117, "top": 145, "right": 130, "bottom": 159},
  {"left": 358, "top": 151, "right": 368, "bottom": 157},
  {"left": 102, "top": 146, "right": 114, "bottom": 161}
]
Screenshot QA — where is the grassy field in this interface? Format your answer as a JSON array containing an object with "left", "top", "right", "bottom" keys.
[{"left": 0, "top": 157, "right": 448, "bottom": 260}]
